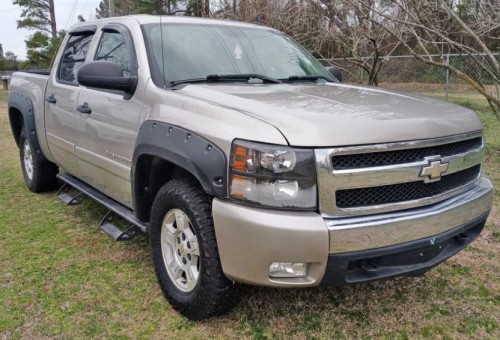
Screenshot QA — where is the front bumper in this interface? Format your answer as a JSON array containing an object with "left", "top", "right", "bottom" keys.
[
  {"left": 212, "top": 177, "right": 493, "bottom": 287},
  {"left": 321, "top": 213, "right": 487, "bottom": 286}
]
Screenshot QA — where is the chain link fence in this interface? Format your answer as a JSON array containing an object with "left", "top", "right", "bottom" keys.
[{"left": 320, "top": 53, "right": 500, "bottom": 100}]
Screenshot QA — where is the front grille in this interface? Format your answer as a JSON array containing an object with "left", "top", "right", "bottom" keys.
[
  {"left": 336, "top": 165, "right": 481, "bottom": 208},
  {"left": 332, "top": 137, "right": 482, "bottom": 170}
]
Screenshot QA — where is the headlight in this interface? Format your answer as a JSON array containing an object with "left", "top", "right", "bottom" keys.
[{"left": 229, "top": 140, "right": 317, "bottom": 209}]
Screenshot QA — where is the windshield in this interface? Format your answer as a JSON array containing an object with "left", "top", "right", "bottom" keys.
[{"left": 142, "top": 23, "right": 332, "bottom": 86}]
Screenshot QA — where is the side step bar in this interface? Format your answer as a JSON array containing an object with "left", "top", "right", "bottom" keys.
[
  {"left": 57, "top": 183, "right": 86, "bottom": 205},
  {"left": 57, "top": 174, "right": 149, "bottom": 238},
  {"left": 100, "top": 211, "right": 141, "bottom": 241}
]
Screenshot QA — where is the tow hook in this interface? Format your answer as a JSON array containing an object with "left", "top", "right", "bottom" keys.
[{"left": 360, "top": 259, "right": 378, "bottom": 273}]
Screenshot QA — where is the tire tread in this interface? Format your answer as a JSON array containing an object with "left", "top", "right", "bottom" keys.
[
  {"left": 19, "top": 127, "right": 58, "bottom": 193},
  {"left": 150, "top": 178, "right": 241, "bottom": 320}
]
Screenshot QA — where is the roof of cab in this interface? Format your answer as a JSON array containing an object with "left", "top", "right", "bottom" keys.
[{"left": 69, "top": 14, "right": 274, "bottom": 31}]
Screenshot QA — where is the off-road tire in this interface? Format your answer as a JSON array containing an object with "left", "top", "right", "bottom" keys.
[
  {"left": 19, "top": 127, "right": 59, "bottom": 192},
  {"left": 150, "top": 178, "right": 241, "bottom": 320}
]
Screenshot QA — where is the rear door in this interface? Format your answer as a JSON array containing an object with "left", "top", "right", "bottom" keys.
[
  {"left": 75, "top": 23, "right": 143, "bottom": 207},
  {"left": 45, "top": 28, "right": 96, "bottom": 174}
]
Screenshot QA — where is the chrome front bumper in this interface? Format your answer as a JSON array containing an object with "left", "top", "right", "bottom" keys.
[
  {"left": 326, "top": 176, "right": 493, "bottom": 253},
  {"left": 212, "top": 176, "right": 493, "bottom": 287}
]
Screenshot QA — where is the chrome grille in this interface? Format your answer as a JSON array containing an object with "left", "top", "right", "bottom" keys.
[
  {"left": 331, "top": 137, "right": 482, "bottom": 170},
  {"left": 336, "top": 165, "right": 481, "bottom": 208},
  {"left": 314, "top": 131, "right": 484, "bottom": 217}
]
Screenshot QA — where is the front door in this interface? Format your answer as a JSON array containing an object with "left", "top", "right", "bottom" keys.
[{"left": 75, "top": 25, "right": 143, "bottom": 207}]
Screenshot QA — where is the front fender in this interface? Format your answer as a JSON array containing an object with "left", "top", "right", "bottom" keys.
[{"left": 132, "top": 120, "right": 227, "bottom": 207}]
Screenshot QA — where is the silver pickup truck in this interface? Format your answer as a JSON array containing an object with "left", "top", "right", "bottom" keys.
[{"left": 8, "top": 15, "right": 494, "bottom": 320}]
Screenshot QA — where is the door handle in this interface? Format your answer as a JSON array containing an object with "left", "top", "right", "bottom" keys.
[
  {"left": 77, "top": 102, "right": 92, "bottom": 114},
  {"left": 46, "top": 94, "right": 57, "bottom": 104}
]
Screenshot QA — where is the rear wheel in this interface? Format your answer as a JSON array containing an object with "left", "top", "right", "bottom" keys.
[
  {"left": 150, "top": 178, "right": 241, "bottom": 320},
  {"left": 19, "top": 127, "right": 58, "bottom": 192}
]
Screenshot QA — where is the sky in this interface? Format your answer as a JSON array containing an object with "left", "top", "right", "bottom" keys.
[{"left": 0, "top": 0, "right": 101, "bottom": 60}]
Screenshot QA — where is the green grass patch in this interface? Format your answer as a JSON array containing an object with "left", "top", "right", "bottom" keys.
[
  {"left": 0, "top": 89, "right": 499, "bottom": 338},
  {"left": 0, "top": 89, "right": 8, "bottom": 102}
]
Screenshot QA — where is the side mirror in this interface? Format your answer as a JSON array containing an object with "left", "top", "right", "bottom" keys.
[
  {"left": 326, "top": 67, "right": 342, "bottom": 83},
  {"left": 77, "top": 61, "right": 136, "bottom": 93}
]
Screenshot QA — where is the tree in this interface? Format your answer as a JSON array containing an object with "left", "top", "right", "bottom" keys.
[
  {"left": 186, "top": 0, "right": 210, "bottom": 16},
  {"left": 13, "top": 0, "right": 60, "bottom": 69},
  {"left": 24, "top": 30, "right": 65, "bottom": 69},
  {"left": 211, "top": 1, "right": 397, "bottom": 85},
  {"left": 4, "top": 51, "right": 19, "bottom": 71},
  {"left": 13, "top": 0, "right": 57, "bottom": 41},
  {"left": 25, "top": 31, "right": 50, "bottom": 67},
  {"left": 95, "top": 0, "right": 210, "bottom": 17},
  {"left": 0, "top": 44, "right": 19, "bottom": 71},
  {"left": 359, "top": 0, "right": 500, "bottom": 117},
  {"left": 96, "top": 0, "right": 135, "bottom": 18},
  {"left": 296, "top": 0, "right": 402, "bottom": 85}
]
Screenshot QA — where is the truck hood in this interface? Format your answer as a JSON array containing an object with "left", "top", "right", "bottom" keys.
[{"left": 176, "top": 82, "right": 482, "bottom": 147}]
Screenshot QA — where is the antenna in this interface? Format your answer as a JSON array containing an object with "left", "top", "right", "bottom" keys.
[{"left": 158, "top": 3, "right": 166, "bottom": 89}]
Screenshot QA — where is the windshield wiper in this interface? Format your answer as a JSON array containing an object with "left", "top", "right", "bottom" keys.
[
  {"left": 206, "top": 74, "right": 282, "bottom": 84},
  {"left": 282, "top": 75, "right": 333, "bottom": 82},
  {"left": 170, "top": 78, "right": 208, "bottom": 86},
  {"left": 170, "top": 73, "right": 282, "bottom": 86}
]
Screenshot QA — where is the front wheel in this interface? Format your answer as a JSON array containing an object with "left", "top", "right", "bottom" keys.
[{"left": 149, "top": 178, "right": 241, "bottom": 320}]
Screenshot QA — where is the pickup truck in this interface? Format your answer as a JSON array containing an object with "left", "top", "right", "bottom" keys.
[{"left": 8, "top": 15, "right": 494, "bottom": 320}]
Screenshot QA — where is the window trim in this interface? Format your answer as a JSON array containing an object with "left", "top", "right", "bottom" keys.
[
  {"left": 98, "top": 23, "right": 138, "bottom": 74},
  {"left": 88, "top": 23, "right": 139, "bottom": 98},
  {"left": 56, "top": 32, "right": 95, "bottom": 86},
  {"left": 68, "top": 25, "right": 97, "bottom": 36}
]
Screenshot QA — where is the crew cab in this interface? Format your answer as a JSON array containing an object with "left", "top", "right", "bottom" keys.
[{"left": 8, "top": 15, "right": 493, "bottom": 320}]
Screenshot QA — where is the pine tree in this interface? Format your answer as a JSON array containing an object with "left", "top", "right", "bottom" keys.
[{"left": 13, "top": 0, "right": 57, "bottom": 41}]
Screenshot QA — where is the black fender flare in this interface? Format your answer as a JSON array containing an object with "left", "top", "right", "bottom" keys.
[
  {"left": 8, "top": 90, "right": 48, "bottom": 162},
  {"left": 132, "top": 121, "right": 227, "bottom": 216}
]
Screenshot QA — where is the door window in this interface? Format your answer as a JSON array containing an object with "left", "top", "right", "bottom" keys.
[
  {"left": 58, "top": 33, "right": 94, "bottom": 85},
  {"left": 95, "top": 31, "right": 132, "bottom": 77}
]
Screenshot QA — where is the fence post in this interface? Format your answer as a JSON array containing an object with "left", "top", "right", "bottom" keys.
[{"left": 445, "top": 54, "right": 450, "bottom": 101}]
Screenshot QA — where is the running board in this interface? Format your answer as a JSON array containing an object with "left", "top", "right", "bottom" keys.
[{"left": 57, "top": 173, "right": 149, "bottom": 234}]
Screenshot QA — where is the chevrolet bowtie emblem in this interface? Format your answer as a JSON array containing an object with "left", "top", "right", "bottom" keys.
[{"left": 420, "top": 157, "right": 449, "bottom": 183}]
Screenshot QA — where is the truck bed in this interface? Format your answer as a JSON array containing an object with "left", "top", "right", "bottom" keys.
[{"left": 8, "top": 71, "right": 52, "bottom": 162}]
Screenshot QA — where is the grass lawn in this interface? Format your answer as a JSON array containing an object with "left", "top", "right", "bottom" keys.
[{"left": 0, "top": 89, "right": 498, "bottom": 339}]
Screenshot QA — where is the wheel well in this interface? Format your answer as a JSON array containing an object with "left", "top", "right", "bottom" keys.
[
  {"left": 9, "top": 107, "right": 24, "bottom": 147},
  {"left": 134, "top": 155, "right": 204, "bottom": 222}
]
